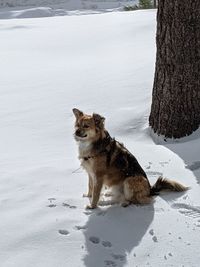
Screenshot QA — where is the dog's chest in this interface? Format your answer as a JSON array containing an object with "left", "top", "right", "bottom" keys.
[
  {"left": 81, "top": 158, "right": 95, "bottom": 175},
  {"left": 78, "top": 141, "right": 95, "bottom": 174}
]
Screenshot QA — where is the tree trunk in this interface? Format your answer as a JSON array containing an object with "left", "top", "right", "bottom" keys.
[
  {"left": 153, "top": 0, "right": 157, "bottom": 8},
  {"left": 149, "top": 0, "right": 200, "bottom": 139}
]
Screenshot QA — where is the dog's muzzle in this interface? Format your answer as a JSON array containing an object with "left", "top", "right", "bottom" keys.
[{"left": 75, "top": 129, "right": 87, "bottom": 138}]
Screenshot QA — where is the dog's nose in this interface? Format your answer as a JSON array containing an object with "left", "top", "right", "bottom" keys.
[
  {"left": 75, "top": 129, "right": 81, "bottom": 136},
  {"left": 75, "top": 129, "right": 85, "bottom": 137}
]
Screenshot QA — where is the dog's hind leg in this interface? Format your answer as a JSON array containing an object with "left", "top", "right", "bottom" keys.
[{"left": 123, "top": 176, "right": 152, "bottom": 205}]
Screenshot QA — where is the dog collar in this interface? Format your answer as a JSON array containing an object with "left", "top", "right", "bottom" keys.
[{"left": 81, "top": 151, "right": 106, "bottom": 161}]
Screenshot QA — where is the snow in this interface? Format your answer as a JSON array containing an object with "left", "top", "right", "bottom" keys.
[
  {"left": 1, "top": 7, "right": 200, "bottom": 267},
  {"left": 0, "top": 0, "right": 138, "bottom": 19}
]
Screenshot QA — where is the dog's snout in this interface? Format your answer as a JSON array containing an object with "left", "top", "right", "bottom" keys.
[
  {"left": 75, "top": 129, "right": 81, "bottom": 136},
  {"left": 75, "top": 129, "right": 87, "bottom": 138}
]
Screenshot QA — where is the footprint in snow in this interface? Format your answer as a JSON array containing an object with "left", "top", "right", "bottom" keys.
[
  {"left": 172, "top": 203, "right": 200, "bottom": 219},
  {"left": 48, "top": 197, "right": 56, "bottom": 201},
  {"left": 149, "top": 229, "right": 158, "bottom": 242},
  {"left": 149, "top": 229, "right": 154, "bottom": 236},
  {"left": 89, "top": 236, "right": 100, "bottom": 244},
  {"left": 47, "top": 198, "right": 56, "bottom": 207},
  {"left": 74, "top": 225, "right": 87, "bottom": 230},
  {"left": 152, "top": 236, "right": 158, "bottom": 242},
  {"left": 111, "top": 253, "right": 126, "bottom": 261},
  {"left": 62, "top": 203, "right": 77, "bottom": 209},
  {"left": 104, "top": 260, "right": 117, "bottom": 267},
  {"left": 58, "top": 229, "right": 69, "bottom": 235},
  {"left": 47, "top": 204, "right": 56, "bottom": 208},
  {"left": 102, "top": 240, "right": 112, "bottom": 248}
]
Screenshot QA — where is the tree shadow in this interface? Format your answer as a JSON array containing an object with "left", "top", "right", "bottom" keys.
[
  {"left": 150, "top": 128, "right": 200, "bottom": 185},
  {"left": 163, "top": 141, "right": 200, "bottom": 185},
  {"left": 82, "top": 204, "right": 154, "bottom": 267}
]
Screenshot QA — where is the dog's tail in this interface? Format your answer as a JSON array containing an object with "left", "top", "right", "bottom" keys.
[{"left": 150, "top": 176, "right": 189, "bottom": 195}]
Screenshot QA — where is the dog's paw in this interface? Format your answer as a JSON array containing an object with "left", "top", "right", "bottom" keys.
[{"left": 85, "top": 204, "right": 97, "bottom": 210}]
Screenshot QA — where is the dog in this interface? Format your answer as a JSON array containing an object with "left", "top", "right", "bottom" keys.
[{"left": 72, "top": 108, "right": 188, "bottom": 209}]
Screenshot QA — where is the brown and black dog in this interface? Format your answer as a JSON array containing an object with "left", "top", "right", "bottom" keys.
[{"left": 73, "top": 108, "right": 188, "bottom": 209}]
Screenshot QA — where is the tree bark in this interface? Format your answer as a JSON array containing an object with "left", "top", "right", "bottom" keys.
[{"left": 149, "top": 0, "right": 200, "bottom": 139}]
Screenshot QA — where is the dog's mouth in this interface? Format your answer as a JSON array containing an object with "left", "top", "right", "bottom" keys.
[{"left": 77, "top": 134, "right": 87, "bottom": 138}]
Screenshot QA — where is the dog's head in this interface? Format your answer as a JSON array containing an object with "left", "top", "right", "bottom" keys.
[{"left": 72, "top": 108, "right": 105, "bottom": 142}]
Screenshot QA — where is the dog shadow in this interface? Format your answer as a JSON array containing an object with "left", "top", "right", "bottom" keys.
[{"left": 82, "top": 204, "right": 154, "bottom": 267}]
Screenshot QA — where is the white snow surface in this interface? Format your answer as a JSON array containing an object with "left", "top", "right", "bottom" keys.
[
  {"left": 1, "top": 9, "right": 200, "bottom": 267},
  {"left": 0, "top": 0, "right": 138, "bottom": 19}
]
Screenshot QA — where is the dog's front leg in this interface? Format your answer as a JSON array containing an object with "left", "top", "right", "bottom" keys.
[
  {"left": 86, "top": 177, "right": 103, "bottom": 209},
  {"left": 83, "top": 175, "right": 93, "bottom": 198}
]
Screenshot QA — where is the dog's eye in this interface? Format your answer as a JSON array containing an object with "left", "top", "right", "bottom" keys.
[{"left": 83, "top": 125, "right": 89, "bottom": 128}]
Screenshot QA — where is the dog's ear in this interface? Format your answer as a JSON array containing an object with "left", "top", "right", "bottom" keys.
[
  {"left": 72, "top": 108, "right": 83, "bottom": 119},
  {"left": 93, "top": 113, "right": 105, "bottom": 127}
]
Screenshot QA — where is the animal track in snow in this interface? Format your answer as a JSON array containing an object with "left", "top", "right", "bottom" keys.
[
  {"left": 74, "top": 225, "right": 87, "bottom": 230},
  {"left": 104, "top": 260, "right": 117, "bottom": 267},
  {"left": 89, "top": 236, "right": 100, "bottom": 244},
  {"left": 47, "top": 204, "right": 56, "bottom": 208},
  {"left": 47, "top": 198, "right": 56, "bottom": 207},
  {"left": 102, "top": 240, "right": 112, "bottom": 248},
  {"left": 111, "top": 253, "right": 126, "bottom": 261},
  {"left": 48, "top": 197, "right": 56, "bottom": 201},
  {"left": 152, "top": 236, "right": 158, "bottom": 243},
  {"left": 62, "top": 203, "right": 77, "bottom": 209},
  {"left": 58, "top": 229, "right": 69, "bottom": 235},
  {"left": 149, "top": 229, "right": 158, "bottom": 243},
  {"left": 149, "top": 229, "right": 154, "bottom": 236},
  {"left": 172, "top": 203, "right": 200, "bottom": 219}
]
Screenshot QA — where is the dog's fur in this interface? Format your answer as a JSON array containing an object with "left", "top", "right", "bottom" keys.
[{"left": 73, "top": 108, "right": 189, "bottom": 209}]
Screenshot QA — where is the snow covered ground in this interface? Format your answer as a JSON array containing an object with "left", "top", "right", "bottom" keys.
[
  {"left": 1, "top": 8, "right": 200, "bottom": 267},
  {"left": 0, "top": 0, "right": 138, "bottom": 19}
]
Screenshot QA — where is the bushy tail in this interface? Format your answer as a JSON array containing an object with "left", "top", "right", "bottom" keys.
[{"left": 150, "top": 177, "right": 189, "bottom": 195}]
